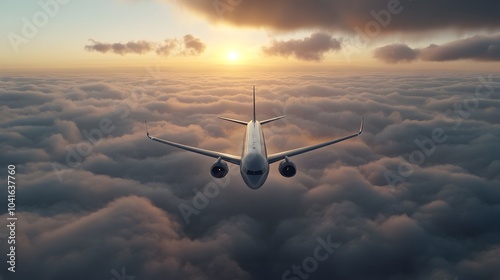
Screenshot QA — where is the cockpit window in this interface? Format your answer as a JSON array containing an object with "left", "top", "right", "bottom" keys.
[{"left": 244, "top": 168, "right": 266, "bottom": 175}]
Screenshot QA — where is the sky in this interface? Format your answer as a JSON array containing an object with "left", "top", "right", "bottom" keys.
[
  {"left": 1, "top": 1, "right": 500, "bottom": 280},
  {"left": 1, "top": 0, "right": 500, "bottom": 70}
]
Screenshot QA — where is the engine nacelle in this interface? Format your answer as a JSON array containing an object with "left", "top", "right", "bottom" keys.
[
  {"left": 210, "top": 158, "right": 228, "bottom": 178},
  {"left": 279, "top": 158, "right": 296, "bottom": 177}
]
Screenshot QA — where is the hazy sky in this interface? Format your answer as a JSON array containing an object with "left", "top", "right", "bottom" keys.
[{"left": 1, "top": 0, "right": 500, "bottom": 70}]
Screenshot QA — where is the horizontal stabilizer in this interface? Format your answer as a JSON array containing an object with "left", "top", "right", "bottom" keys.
[
  {"left": 261, "top": 115, "right": 286, "bottom": 125},
  {"left": 218, "top": 116, "right": 248, "bottom": 125}
]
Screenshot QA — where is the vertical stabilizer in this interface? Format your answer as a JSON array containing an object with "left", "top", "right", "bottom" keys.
[{"left": 253, "top": 86, "right": 256, "bottom": 122}]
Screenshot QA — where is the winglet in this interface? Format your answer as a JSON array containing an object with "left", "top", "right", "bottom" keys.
[
  {"left": 253, "top": 86, "right": 256, "bottom": 122},
  {"left": 358, "top": 117, "right": 364, "bottom": 135},
  {"left": 145, "top": 120, "right": 151, "bottom": 139}
]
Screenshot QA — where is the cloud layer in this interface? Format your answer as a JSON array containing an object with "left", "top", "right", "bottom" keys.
[
  {"left": 1, "top": 71, "right": 499, "bottom": 280},
  {"left": 375, "top": 35, "right": 500, "bottom": 63},
  {"left": 262, "top": 32, "right": 341, "bottom": 61},
  {"left": 168, "top": 0, "right": 500, "bottom": 33},
  {"left": 85, "top": 34, "right": 206, "bottom": 56}
]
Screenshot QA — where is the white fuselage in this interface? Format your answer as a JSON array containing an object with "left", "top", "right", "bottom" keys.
[{"left": 240, "top": 121, "right": 269, "bottom": 189}]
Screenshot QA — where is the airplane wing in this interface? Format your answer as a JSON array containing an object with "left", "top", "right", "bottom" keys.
[
  {"left": 267, "top": 117, "right": 364, "bottom": 164},
  {"left": 147, "top": 132, "right": 241, "bottom": 165}
]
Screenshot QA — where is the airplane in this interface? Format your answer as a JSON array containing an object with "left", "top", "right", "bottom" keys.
[{"left": 146, "top": 86, "right": 364, "bottom": 189}]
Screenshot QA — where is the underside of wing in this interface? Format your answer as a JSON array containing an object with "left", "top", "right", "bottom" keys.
[{"left": 147, "top": 133, "right": 241, "bottom": 165}]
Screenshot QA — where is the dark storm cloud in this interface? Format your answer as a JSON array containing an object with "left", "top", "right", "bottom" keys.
[
  {"left": 167, "top": 0, "right": 500, "bottom": 33},
  {"left": 84, "top": 34, "right": 206, "bottom": 56},
  {"left": 1, "top": 72, "right": 499, "bottom": 280},
  {"left": 375, "top": 35, "right": 500, "bottom": 63},
  {"left": 262, "top": 32, "right": 341, "bottom": 61},
  {"left": 373, "top": 43, "right": 419, "bottom": 63},
  {"left": 420, "top": 34, "right": 500, "bottom": 61}
]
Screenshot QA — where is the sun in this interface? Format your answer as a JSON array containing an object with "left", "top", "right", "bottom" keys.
[{"left": 227, "top": 51, "right": 239, "bottom": 62}]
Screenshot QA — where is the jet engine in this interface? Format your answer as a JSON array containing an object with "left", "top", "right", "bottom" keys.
[
  {"left": 210, "top": 158, "right": 228, "bottom": 178},
  {"left": 278, "top": 157, "right": 296, "bottom": 177}
]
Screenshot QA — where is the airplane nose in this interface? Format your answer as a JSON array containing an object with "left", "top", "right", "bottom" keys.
[{"left": 247, "top": 175, "right": 263, "bottom": 189}]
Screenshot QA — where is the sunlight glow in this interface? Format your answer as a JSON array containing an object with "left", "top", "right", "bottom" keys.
[{"left": 227, "top": 51, "right": 239, "bottom": 62}]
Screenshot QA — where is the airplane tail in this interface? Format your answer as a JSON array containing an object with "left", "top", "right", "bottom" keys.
[
  {"left": 218, "top": 86, "right": 286, "bottom": 125},
  {"left": 253, "top": 86, "right": 256, "bottom": 122},
  {"left": 254, "top": 86, "right": 287, "bottom": 124}
]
